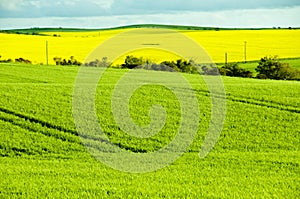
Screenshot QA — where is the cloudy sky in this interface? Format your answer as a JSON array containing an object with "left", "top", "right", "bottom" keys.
[{"left": 0, "top": 0, "right": 300, "bottom": 29}]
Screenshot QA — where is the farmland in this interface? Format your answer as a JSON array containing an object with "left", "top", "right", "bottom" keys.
[
  {"left": 0, "top": 63, "right": 299, "bottom": 198},
  {"left": 1, "top": 25, "right": 300, "bottom": 65},
  {"left": 0, "top": 24, "right": 300, "bottom": 197}
]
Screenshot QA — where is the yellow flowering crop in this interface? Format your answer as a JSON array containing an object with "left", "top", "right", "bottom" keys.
[
  {"left": 0, "top": 29, "right": 124, "bottom": 65},
  {"left": 0, "top": 28, "right": 299, "bottom": 65},
  {"left": 184, "top": 29, "right": 300, "bottom": 63}
]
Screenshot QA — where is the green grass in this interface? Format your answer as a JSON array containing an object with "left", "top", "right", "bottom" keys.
[{"left": 0, "top": 63, "right": 299, "bottom": 198}]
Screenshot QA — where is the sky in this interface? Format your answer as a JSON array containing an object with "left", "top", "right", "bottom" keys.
[{"left": 0, "top": 0, "right": 300, "bottom": 29}]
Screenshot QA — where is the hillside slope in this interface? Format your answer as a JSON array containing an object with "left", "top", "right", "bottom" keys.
[{"left": 0, "top": 63, "right": 299, "bottom": 198}]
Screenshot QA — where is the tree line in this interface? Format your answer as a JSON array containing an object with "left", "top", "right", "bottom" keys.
[
  {"left": 86, "top": 55, "right": 299, "bottom": 80},
  {"left": 1, "top": 54, "right": 299, "bottom": 80}
]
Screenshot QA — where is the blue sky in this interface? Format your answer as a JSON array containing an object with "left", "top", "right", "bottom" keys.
[{"left": 0, "top": 0, "right": 300, "bottom": 29}]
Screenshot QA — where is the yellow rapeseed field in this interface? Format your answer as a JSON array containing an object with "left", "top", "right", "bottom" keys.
[
  {"left": 0, "top": 29, "right": 125, "bottom": 65},
  {"left": 1, "top": 28, "right": 300, "bottom": 65},
  {"left": 184, "top": 29, "right": 300, "bottom": 63}
]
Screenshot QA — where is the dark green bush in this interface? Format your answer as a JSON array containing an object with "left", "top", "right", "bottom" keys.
[
  {"left": 122, "top": 55, "right": 144, "bottom": 69},
  {"left": 219, "top": 63, "right": 253, "bottom": 78},
  {"left": 15, "top": 58, "right": 32, "bottom": 64},
  {"left": 53, "top": 56, "right": 81, "bottom": 66},
  {"left": 121, "top": 55, "right": 198, "bottom": 74},
  {"left": 201, "top": 65, "right": 219, "bottom": 75},
  {"left": 84, "top": 57, "right": 111, "bottom": 67},
  {"left": 256, "top": 56, "right": 300, "bottom": 80}
]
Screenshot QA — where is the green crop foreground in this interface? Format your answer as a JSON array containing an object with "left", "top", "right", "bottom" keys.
[{"left": 0, "top": 63, "right": 299, "bottom": 198}]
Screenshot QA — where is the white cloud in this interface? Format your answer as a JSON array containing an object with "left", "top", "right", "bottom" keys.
[
  {"left": 90, "top": 0, "right": 114, "bottom": 10},
  {"left": 0, "top": 0, "right": 51, "bottom": 10},
  {"left": 1, "top": 0, "right": 300, "bottom": 18},
  {"left": 0, "top": 0, "right": 24, "bottom": 10},
  {"left": 1, "top": 6, "right": 299, "bottom": 29},
  {"left": 63, "top": 0, "right": 79, "bottom": 6},
  {"left": 28, "top": 0, "right": 42, "bottom": 8}
]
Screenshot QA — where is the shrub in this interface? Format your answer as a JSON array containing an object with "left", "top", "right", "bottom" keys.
[
  {"left": 0, "top": 55, "right": 7, "bottom": 63},
  {"left": 15, "top": 58, "right": 32, "bottom": 64},
  {"left": 53, "top": 57, "right": 62, "bottom": 65},
  {"left": 120, "top": 56, "right": 198, "bottom": 74},
  {"left": 84, "top": 57, "right": 111, "bottom": 67},
  {"left": 122, "top": 55, "right": 144, "bottom": 69},
  {"left": 201, "top": 65, "right": 219, "bottom": 75},
  {"left": 161, "top": 59, "right": 198, "bottom": 74},
  {"left": 53, "top": 56, "right": 81, "bottom": 66},
  {"left": 256, "top": 74, "right": 268, "bottom": 79},
  {"left": 160, "top": 60, "right": 180, "bottom": 72},
  {"left": 142, "top": 62, "right": 176, "bottom": 72},
  {"left": 219, "top": 63, "right": 253, "bottom": 78},
  {"left": 0, "top": 56, "right": 13, "bottom": 63},
  {"left": 256, "top": 56, "right": 300, "bottom": 80}
]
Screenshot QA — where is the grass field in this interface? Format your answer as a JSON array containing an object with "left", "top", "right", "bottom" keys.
[
  {"left": 1, "top": 26, "right": 300, "bottom": 65},
  {"left": 0, "top": 63, "right": 299, "bottom": 197}
]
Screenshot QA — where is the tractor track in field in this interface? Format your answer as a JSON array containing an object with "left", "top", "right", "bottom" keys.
[
  {"left": 0, "top": 107, "right": 114, "bottom": 146},
  {"left": 0, "top": 110, "right": 79, "bottom": 144},
  {"left": 228, "top": 96, "right": 300, "bottom": 113},
  {"left": 0, "top": 107, "right": 159, "bottom": 153},
  {"left": 0, "top": 107, "right": 78, "bottom": 136},
  {"left": 195, "top": 89, "right": 300, "bottom": 114},
  {"left": 0, "top": 86, "right": 299, "bottom": 155}
]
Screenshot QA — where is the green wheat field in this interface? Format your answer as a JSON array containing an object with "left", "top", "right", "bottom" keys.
[{"left": 0, "top": 62, "right": 299, "bottom": 198}]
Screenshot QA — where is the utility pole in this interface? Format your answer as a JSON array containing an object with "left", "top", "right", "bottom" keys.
[
  {"left": 244, "top": 41, "right": 247, "bottom": 63},
  {"left": 225, "top": 52, "right": 228, "bottom": 66},
  {"left": 46, "top": 40, "right": 49, "bottom": 65}
]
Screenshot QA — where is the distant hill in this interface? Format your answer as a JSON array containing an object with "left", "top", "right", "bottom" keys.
[{"left": 2, "top": 24, "right": 299, "bottom": 35}]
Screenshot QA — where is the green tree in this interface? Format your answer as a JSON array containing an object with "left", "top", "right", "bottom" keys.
[
  {"left": 122, "top": 55, "right": 144, "bottom": 69},
  {"left": 179, "top": 59, "right": 196, "bottom": 73},
  {"left": 256, "top": 56, "right": 300, "bottom": 80}
]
